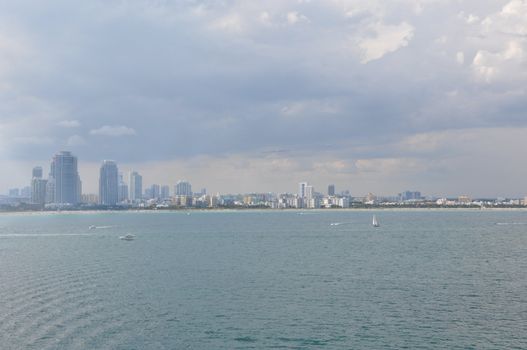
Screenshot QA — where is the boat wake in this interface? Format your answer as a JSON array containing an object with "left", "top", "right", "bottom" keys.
[{"left": 495, "top": 222, "right": 527, "bottom": 225}]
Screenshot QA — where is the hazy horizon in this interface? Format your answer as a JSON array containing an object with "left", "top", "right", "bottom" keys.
[{"left": 1, "top": 1, "right": 526, "bottom": 198}]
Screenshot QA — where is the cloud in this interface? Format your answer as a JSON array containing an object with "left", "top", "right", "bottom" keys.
[
  {"left": 286, "top": 11, "right": 309, "bottom": 25},
  {"left": 356, "top": 21, "right": 415, "bottom": 63},
  {"left": 472, "top": 41, "right": 526, "bottom": 82},
  {"left": 57, "top": 120, "right": 81, "bottom": 128},
  {"left": 90, "top": 125, "right": 137, "bottom": 137},
  {"left": 482, "top": 0, "right": 527, "bottom": 36},
  {"left": 1, "top": 0, "right": 527, "bottom": 196}
]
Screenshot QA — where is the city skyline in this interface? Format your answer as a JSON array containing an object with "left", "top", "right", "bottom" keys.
[
  {"left": 3, "top": 150, "right": 527, "bottom": 199},
  {"left": 0, "top": 1, "right": 527, "bottom": 197},
  {"left": 3, "top": 150, "right": 527, "bottom": 200}
]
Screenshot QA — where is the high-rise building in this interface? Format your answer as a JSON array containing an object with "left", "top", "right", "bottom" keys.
[
  {"left": 99, "top": 160, "right": 119, "bottom": 206},
  {"left": 31, "top": 178, "right": 48, "bottom": 205},
  {"left": 8, "top": 188, "right": 19, "bottom": 197},
  {"left": 118, "top": 173, "right": 128, "bottom": 202},
  {"left": 175, "top": 180, "right": 192, "bottom": 196},
  {"left": 298, "top": 182, "right": 308, "bottom": 198},
  {"left": 32, "top": 166, "right": 43, "bottom": 179},
  {"left": 129, "top": 171, "right": 143, "bottom": 201},
  {"left": 150, "top": 184, "right": 160, "bottom": 199},
  {"left": 328, "top": 184, "right": 335, "bottom": 196},
  {"left": 30, "top": 166, "right": 46, "bottom": 205},
  {"left": 161, "top": 185, "right": 170, "bottom": 199},
  {"left": 48, "top": 151, "right": 81, "bottom": 205}
]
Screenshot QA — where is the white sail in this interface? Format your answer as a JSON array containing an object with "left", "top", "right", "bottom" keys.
[{"left": 372, "top": 215, "right": 379, "bottom": 227}]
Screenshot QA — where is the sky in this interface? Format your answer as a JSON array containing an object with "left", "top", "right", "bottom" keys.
[{"left": 0, "top": 0, "right": 526, "bottom": 197}]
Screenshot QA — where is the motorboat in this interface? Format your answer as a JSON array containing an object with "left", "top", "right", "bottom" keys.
[{"left": 119, "top": 234, "right": 135, "bottom": 241}]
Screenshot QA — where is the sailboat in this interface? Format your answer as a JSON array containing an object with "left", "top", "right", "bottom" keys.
[{"left": 372, "top": 215, "right": 380, "bottom": 227}]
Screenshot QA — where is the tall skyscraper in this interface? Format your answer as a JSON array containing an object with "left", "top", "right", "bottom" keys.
[
  {"left": 99, "top": 160, "right": 119, "bottom": 206},
  {"left": 129, "top": 171, "right": 143, "bottom": 201},
  {"left": 328, "top": 184, "right": 335, "bottom": 196},
  {"left": 175, "top": 180, "right": 192, "bottom": 196},
  {"left": 48, "top": 151, "right": 81, "bottom": 205},
  {"left": 298, "top": 182, "right": 308, "bottom": 198},
  {"left": 31, "top": 166, "right": 47, "bottom": 205},
  {"left": 118, "top": 173, "right": 129, "bottom": 202}
]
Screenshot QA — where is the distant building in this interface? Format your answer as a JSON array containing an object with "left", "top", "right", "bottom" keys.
[
  {"left": 129, "top": 171, "right": 143, "bottom": 201},
  {"left": 298, "top": 182, "right": 308, "bottom": 198},
  {"left": 118, "top": 173, "right": 128, "bottom": 202},
  {"left": 81, "top": 194, "right": 99, "bottom": 204},
  {"left": 31, "top": 166, "right": 48, "bottom": 206},
  {"left": 48, "top": 151, "right": 81, "bottom": 205},
  {"left": 150, "top": 184, "right": 160, "bottom": 199},
  {"left": 328, "top": 184, "right": 335, "bottom": 196},
  {"left": 20, "top": 186, "right": 30, "bottom": 198},
  {"left": 161, "top": 185, "right": 170, "bottom": 199},
  {"left": 99, "top": 160, "right": 119, "bottom": 206},
  {"left": 175, "top": 180, "right": 192, "bottom": 196},
  {"left": 32, "top": 166, "right": 43, "bottom": 179},
  {"left": 8, "top": 188, "right": 19, "bottom": 197},
  {"left": 458, "top": 195, "right": 471, "bottom": 204},
  {"left": 398, "top": 191, "right": 422, "bottom": 202}
]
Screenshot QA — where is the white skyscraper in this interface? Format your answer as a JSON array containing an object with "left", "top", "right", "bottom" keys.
[
  {"left": 48, "top": 151, "right": 81, "bottom": 205},
  {"left": 129, "top": 171, "right": 143, "bottom": 201},
  {"left": 99, "top": 160, "right": 119, "bottom": 206}
]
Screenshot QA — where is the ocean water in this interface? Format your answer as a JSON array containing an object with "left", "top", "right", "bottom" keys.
[{"left": 0, "top": 210, "right": 526, "bottom": 349}]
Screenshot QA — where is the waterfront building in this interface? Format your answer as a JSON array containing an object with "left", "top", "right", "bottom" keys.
[
  {"left": 328, "top": 184, "right": 335, "bottom": 196},
  {"left": 398, "top": 190, "right": 422, "bottom": 202},
  {"left": 81, "top": 193, "right": 99, "bottom": 204},
  {"left": 99, "top": 160, "right": 119, "bottom": 206},
  {"left": 129, "top": 171, "right": 143, "bottom": 201},
  {"left": 31, "top": 179, "right": 48, "bottom": 205},
  {"left": 175, "top": 180, "right": 192, "bottom": 196},
  {"left": 118, "top": 173, "right": 129, "bottom": 202},
  {"left": 48, "top": 151, "right": 81, "bottom": 205},
  {"left": 298, "top": 182, "right": 308, "bottom": 198}
]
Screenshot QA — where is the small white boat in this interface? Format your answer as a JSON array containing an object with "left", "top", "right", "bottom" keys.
[
  {"left": 372, "top": 215, "right": 380, "bottom": 227},
  {"left": 119, "top": 234, "right": 135, "bottom": 241},
  {"left": 89, "top": 225, "right": 96, "bottom": 230}
]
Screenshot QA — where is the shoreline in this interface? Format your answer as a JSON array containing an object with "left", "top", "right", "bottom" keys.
[{"left": 1, "top": 206, "right": 527, "bottom": 216}]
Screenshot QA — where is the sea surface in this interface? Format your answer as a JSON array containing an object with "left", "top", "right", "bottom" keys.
[{"left": 0, "top": 210, "right": 526, "bottom": 349}]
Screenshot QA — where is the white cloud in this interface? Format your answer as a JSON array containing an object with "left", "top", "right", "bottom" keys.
[
  {"left": 90, "top": 125, "right": 136, "bottom": 137},
  {"left": 356, "top": 21, "right": 415, "bottom": 63},
  {"left": 458, "top": 11, "right": 480, "bottom": 24},
  {"left": 286, "top": 11, "right": 309, "bottom": 25},
  {"left": 472, "top": 41, "right": 525, "bottom": 82},
  {"left": 57, "top": 120, "right": 81, "bottom": 128},
  {"left": 482, "top": 0, "right": 527, "bottom": 36}
]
